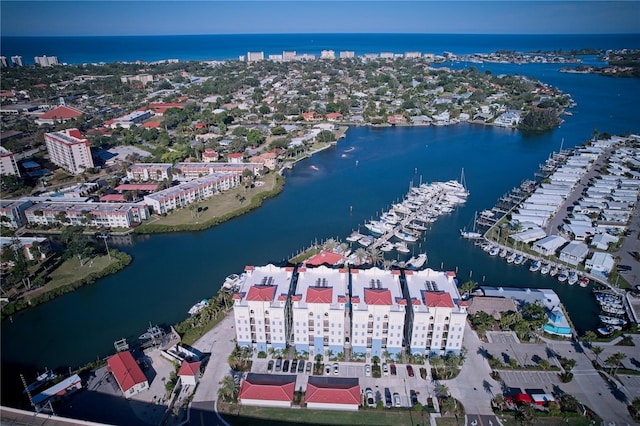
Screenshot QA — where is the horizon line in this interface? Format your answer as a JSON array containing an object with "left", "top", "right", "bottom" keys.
[{"left": 3, "top": 32, "right": 640, "bottom": 38}]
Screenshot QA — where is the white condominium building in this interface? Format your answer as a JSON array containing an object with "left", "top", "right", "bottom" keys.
[
  {"left": 291, "top": 265, "right": 349, "bottom": 357},
  {"left": 404, "top": 269, "right": 467, "bottom": 356},
  {"left": 0, "top": 146, "right": 20, "bottom": 177},
  {"left": 44, "top": 129, "right": 94, "bottom": 175},
  {"left": 350, "top": 267, "right": 405, "bottom": 357},
  {"left": 24, "top": 201, "right": 149, "bottom": 228},
  {"left": 233, "top": 264, "right": 295, "bottom": 353}
]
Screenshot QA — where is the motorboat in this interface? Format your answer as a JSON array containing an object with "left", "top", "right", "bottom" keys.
[
  {"left": 513, "top": 255, "right": 524, "bottom": 265},
  {"left": 557, "top": 270, "right": 569, "bottom": 282},
  {"left": 567, "top": 271, "right": 578, "bottom": 286},
  {"left": 529, "top": 260, "right": 541, "bottom": 272},
  {"left": 540, "top": 263, "right": 550, "bottom": 274},
  {"left": 506, "top": 252, "right": 516, "bottom": 263},
  {"left": 188, "top": 298, "right": 209, "bottom": 316},
  {"left": 549, "top": 266, "right": 559, "bottom": 277},
  {"left": 358, "top": 235, "right": 374, "bottom": 247},
  {"left": 499, "top": 248, "right": 508, "bottom": 258},
  {"left": 395, "top": 242, "right": 410, "bottom": 253},
  {"left": 489, "top": 246, "right": 500, "bottom": 256},
  {"left": 394, "top": 230, "right": 418, "bottom": 242},
  {"left": 407, "top": 253, "right": 428, "bottom": 270},
  {"left": 579, "top": 277, "right": 589, "bottom": 288},
  {"left": 379, "top": 241, "right": 395, "bottom": 252},
  {"left": 599, "top": 315, "right": 627, "bottom": 326}
]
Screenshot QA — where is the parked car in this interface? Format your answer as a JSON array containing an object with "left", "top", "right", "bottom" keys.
[
  {"left": 333, "top": 362, "right": 340, "bottom": 375},
  {"left": 282, "top": 359, "right": 290, "bottom": 373},
  {"left": 325, "top": 365, "right": 331, "bottom": 375},
  {"left": 291, "top": 359, "right": 298, "bottom": 372},
  {"left": 275, "top": 358, "right": 282, "bottom": 372},
  {"left": 298, "top": 360, "right": 305, "bottom": 373},
  {"left": 384, "top": 388, "right": 392, "bottom": 408},
  {"left": 406, "top": 365, "right": 414, "bottom": 377},
  {"left": 306, "top": 362, "right": 312, "bottom": 373},
  {"left": 390, "top": 364, "right": 397, "bottom": 375},
  {"left": 365, "top": 387, "right": 375, "bottom": 407},
  {"left": 382, "top": 363, "right": 389, "bottom": 376},
  {"left": 267, "top": 360, "right": 274, "bottom": 372},
  {"left": 365, "top": 364, "right": 371, "bottom": 376},
  {"left": 410, "top": 390, "right": 418, "bottom": 405},
  {"left": 393, "top": 392, "right": 401, "bottom": 407}
]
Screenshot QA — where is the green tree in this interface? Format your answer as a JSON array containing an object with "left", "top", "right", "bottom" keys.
[
  {"left": 514, "top": 403, "right": 535, "bottom": 425},
  {"left": 218, "top": 375, "right": 239, "bottom": 402},
  {"left": 439, "top": 396, "right": 456, "bottom": 414},
  {"left": 560, "top": 393, "right": 579, "bottom": 413},
  {"left": 459, "top": 279, "right": 477, "bottom": 297},
  {"left": 591, "top": 345, "right": 604, "bottom": 364}
]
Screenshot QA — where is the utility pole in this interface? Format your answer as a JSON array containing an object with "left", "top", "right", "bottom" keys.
[{"left": 97, "top": 232, "right": 111, "bottom": 260}]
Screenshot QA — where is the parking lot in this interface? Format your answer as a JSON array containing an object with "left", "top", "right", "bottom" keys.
[{"left": 251, "top": 358, "right": 434, "bottom": 408}]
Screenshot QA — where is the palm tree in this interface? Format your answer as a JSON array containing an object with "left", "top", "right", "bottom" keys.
[
  {"left": 607, "top": 352, "right": 627, "bottom": 376},
  {"left": 430, "top": 356, "right": 444, "bottom": 378},
  {"left": 459, "top": 279, "right": 477, "bottom": 297},
  {"left": 218, "top": 375, "right": 238, "bottom": 402},
  {"left": 353, "top": 248, "right": 368, "bottom": 265},
  {"left": 367, "top": 247, "right": 384, "bottom": 266},
  {"left": 439, "top": 396, "right": 456, "bottom": 414},
  {"left": 435, "top": 383, "right": 449, "bottom": 397},
  {"left": 591, "top": 345, "right": 604, "bottom": 365},
  {"left": 323, "top": 238, "right": 338, "bottom": 252},
  {"left": 382, "top": 259, "right": 394, "bottom": 270}
]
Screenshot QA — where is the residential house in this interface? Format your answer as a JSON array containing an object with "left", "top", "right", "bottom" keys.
[
  {"left": 558, "top": 241, "right": 589, "bottom": 266},
  {"left": 239, "top": 373, "right": 296, "bottom": 408},
  {"left": 304, "top": 377, "right": 360, "bottom": 411},
  {"left": 107, "top": 351, "right": 149, "bottom": 398}
]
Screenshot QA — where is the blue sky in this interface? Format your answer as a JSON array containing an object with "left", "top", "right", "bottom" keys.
[{"left": 1, "top": 1, "right": 639, "bottom": 36}]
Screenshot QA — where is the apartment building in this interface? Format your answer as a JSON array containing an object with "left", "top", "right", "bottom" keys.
[
  {"left": 25, "top": 201, "right": 149, "bottom": 228},
  {"left": 0, "top": 199, "right": 32, "bottom": 229},
  {"left": 233, "top": 264, "right": 296, "bottom": 352},
  {"left": 350, "top": 267, "right": 406, "bottom": 357},
  {"left": 320, "top": 50, "right": 335, "bottom": 59},
  {"left": 34, "top": 55, "right": 59, "bottom": 67},
  {"left": 143, "top": 172, "right": 240, "bottom": 214},
  {"left": 127, "top": 163, "right": 172, "bottom": 181},
  {"left": 339, "top": 51, "right": 355, "bottom": 59},
  {"left": 291, "top": 265, "right": 349, "bottom": 357},
  {"left": 404, "top": 269, "right": 467, "bottom": 355},
  {"left": 44, "top": 128, "right": 94, "bottom": 175},
  {"left": 0, "top": 146, "right": 20, "bottom": 177},
  {"left": 247, "top": 52, "right": 265, "bottom": 62}
]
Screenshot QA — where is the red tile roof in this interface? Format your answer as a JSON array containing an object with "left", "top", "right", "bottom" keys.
[
  {"left": 100, "top": 194, "right": 126, "bottom": 202},
  {"left": 337, "top": 295, "right": 347, "bottom": 303},
  {"left": 364, "top": 288, "right": 392, "bottom": 305},
  {"left": 351, "top": 296, "right": 360, "bottom": 303},
  {"left": 115, "top": 184, "right": 158, "bottom": 191},
  {"left": 423, "top": 291, "right": 454, "bottom": 308},
  {"left": 306, "top": 287, "right": 333, "bottom": 304},
  {"left": 305, "top": 378, "right": 360, "bottom": 405},
  {"left": 141, "top": 121, "right": 161, "bottom": 128},
  {"left": 411, "top": 298, "right": 422, "bottom": 305},
  {"left": 246, "top": 285, "right": 276, "bottom": 302},
  {"left": 239, "top": 374, "right": 295, "bottom": 402},
  {"left": 396, "top": 297, "right": 407, "bottom": 305},
  {"left": 39, "top": 106, "right": 84, "bottom": 120},
  {"left": 305, "top": 250, "right": 344, "bottom": 266},
  {"left": 178, "top": 361, "right": 201, "bottom": 377},
  {"left": 107, "top": 351, "right": 147, "bottom": 393}
]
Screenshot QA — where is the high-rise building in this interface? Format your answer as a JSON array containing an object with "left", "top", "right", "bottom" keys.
[
  {"left": 404, "top": 269, "right": 467, "bottom": 356},
  {"left": 34, "top": 55, "right": 59, "bottom": 67},
  {"left": 233, "top": 264, "right": 295, "bottom": 352},
  {"left": 339, "top": 51, "right": 355, "bottom": 59},
  {"left": 44, "top": 128, "right": 94, "bottom": 175},
  {"left": 0, "top": 56, "right": 7, "bottom": 67},
  {"left": 291, "top": 265, "right": 349, "bottom": 357},
  {"left": 282, "top": 51, "right": 296, "bottom": 61},
  {"left": 0, "top": 146, "right": 21, "bottom": 177},
  {"left": 320, "top": 50, "right": 335, "bottom": 60},
  {"left": 350, "top": 267, "right": 406, "bottom": 357},
  {"left": 10, "top": 56, "right": 23, "bottom": 67},
  {"left": 246, "top": 51, "right": 264, "bottom": 62}
]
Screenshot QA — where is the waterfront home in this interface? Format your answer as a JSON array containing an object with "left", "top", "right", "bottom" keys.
[
  {"left": 494, "top": 110, "right": 521, "bottom": 127},
  {"left": 558, "top": 241, "right": 589, "bottom": 266},
  {"left": 585, "top": 252, "right": 615, "bottom": 278},
  {"left": 350, "top": 267, "right": 405, "bottom": 357},
  {"left": 467, "top": 296, "right": 518, "bottom": 320},
  {"left": 304, "top": 377, "right": 360, "bottom": 411},
  {"left": 233, "top": 264, "right": 295, "bottom": 353},
  {"left": 107, "top": 351, "right": 149, "bottom": 399},
  {"left": 590, "top": 233, "right": 618, "bottom": 250},
  {"left": 291, "top": 266, "right": 349, "bottom": 357},
  {"left": 25, "top": 201, "right": 149, "bottom": 228},
  {"left": 532, "top": 235, "right": 567, "bottom": 256},
  {"left": 481, "top": 286, "right": 561, "bottom": 311},
  {"left": 404, "top": 269, "right": 467, "bottom": 356},
  {"left": 543, "top": 307, "right": 572, "bottom": 337},
  {"left": 178, "top": 360, "right": 201, "bottom": 386},
  {"left": 239, "top": 373, "right": 296, "bottom": 408}
]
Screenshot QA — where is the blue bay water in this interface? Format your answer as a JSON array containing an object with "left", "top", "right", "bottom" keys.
[
  {"left": 2, "top": 33, "right": 639, "bottom": 64},
  {"left": 1, "top": 33, "right": 640, "bottom": 407}
]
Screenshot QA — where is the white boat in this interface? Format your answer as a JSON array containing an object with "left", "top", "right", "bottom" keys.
[
  {"left": 407, "top": 253, "right": 428, "bottom": 269},
  {"left": 567, "top": 271, "right": 578, "bottom": 286},
  {"left": 395, "top": 242, "right": 410, "bottom": 253},
  {"left": 364, "top": 221, "right": 389, "bottom": 235},
  {"left": 549, "top": 266, "right": 559, "bottom": 277},
  {"left": 394, "top": 231, "right": 418, "bottom": 242},
  {"left": 23, "top": 370, "right": 58, "bottom": 394},
  {"left": 358, "top": 235, "right": 374, "bottom": 247},
  {"left": 188, "top": 298, "right": 209, "bottom": 316},
  {"left": 529, "top": 260, "right": 541, "bottom": 272},
  {"left": 461, "top": 211, "right": 482, "bottom": 239},
  {"left": 540, "top": 263, "right": 550, "bottom": 274},
  {"left": 506, "top": 252, "right": 516, "bottom": 263},
  {"left": 379, "top": 241, "right": 395, "bottom": 252},
  {"left": 601, "top": 305, "right": 625, "bottom": 315},
  {"left": 346, "top": 231, "right": 365, "bottom": 242},
  {"left": 599, "top": 315, "right": 627, "bottom": 326},
  {"left": 579, "top": 277, "right": 589, "bottom": 288},
  {"left": 557, "top": 270, "right": 569, "bottom": 282},
  {"left": 499, "top": 248, "right": 508, "bottom": 258},
  {"left": 513, "top": 255, "right": 524, "bottom": 265},
  {"left": 222, "top": 273, "right": 244, "bottom": 291},
  {"left": 489, "top": 246, "right": 500, "bottom": 256},
  {"left": 407, "top": 221, "right": 428, "bottom": 232}
]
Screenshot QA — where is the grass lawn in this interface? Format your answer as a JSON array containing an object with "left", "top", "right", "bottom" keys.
[
  {"left": 497, "top": 414, "right": 595, "bottom": 426},
  {"left": 220, "top": 404, "right": 431, "bottom": 426},
  {"left": 140, "top": 173, "right": 278, "bottom": 228},
  {"left": 28, "top": 255, "right": 116, "bottom": 297},
  {"left": 435, "top": 417, "right": 461, "bottom": 426}
]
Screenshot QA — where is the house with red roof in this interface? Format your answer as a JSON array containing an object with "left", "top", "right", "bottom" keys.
[
  {"left": 202, "top": 148, "right": 219, "bottom": 163},
  {"left": 326, "top": 112, "right": 343, "bottom": 122},
  {"left": 403, "top": 268, "right": 467, "bottom": 356},
  {"left": 290, "top": 265, "right": 349, "bottom": 355},
  {"left": 148, "top": 102, "right": 185, "bottom": 116},
  {"left": 35, "top": 105, "right": 84, "bottom": 125},
  {"left": 305, "top": 377, "right": 360, "bottom": 411},
  {"left": 233, "top": 264, "right": 295, "bottom": 352},
  {"left": 178, "top": 360, "right": 201, "bottom": 386},
  {"left": 349, "top": 267, "right": 405, "bottom": 358},
  {"left": 302, "top": 111, "right": 322, "bottom": 121},
  {"left": 304, "top": 250, "right": 345, "bottom": 267},
  {"left": 239, "top": 373, "right": 296, "bottom": 408},
  {"left": 228, "top": 153, "right": 244, "bottom": 164},
  {"left": 107, "top": 351, "right": 149, "bottom": 398}
]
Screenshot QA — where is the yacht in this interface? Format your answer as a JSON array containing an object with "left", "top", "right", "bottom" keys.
[
  {"left": 540, "top": 263, "right": 550, "bottom": 275},
  {"left": 567, "top": 271, "right": 578, "bottom": 286},
  {"left": 188, "top": 298, "right": 209, "bottom": 316},
  {"left": 557, "top": 270, "right": 569, "bottom": 282},
  {"left": 489, "top": 246, "right": 500, "bottom": 256},
  {"left": 506, "top": 252, "right": 516, "bottom": 263},
  {"left": 513, "top": 254, "right": 524, "bottom": 265},
  {"left": 499, "top": 248, "right": 508, "bottom": 258},
  {"left": 395, "top": 242, "right": 410, "bottom": 253},
  {"left": 529, "top": 260, "right": 541, "bottom": 272},
  {"left": 379, "top": 241, "right": 395, "bottom": 252},
  {"left": 549, "top": 265, "right": 559, "bottom": 277}
]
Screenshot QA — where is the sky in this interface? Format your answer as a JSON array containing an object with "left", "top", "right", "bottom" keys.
[{"left": 1, "top": 1, "right": 639, "bottom": 37}]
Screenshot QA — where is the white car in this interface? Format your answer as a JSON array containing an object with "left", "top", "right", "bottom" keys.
[
  {"left": 333, "top": 362, "right": 339, "bottom": 375},
  {"left": 324, "top": 365, "right": 331, "bottom": 375},
  {"left": 382, "top": 363, "right": 389, "bottom": 376},
  {"left": 365, "top": 387, "right": 375, "bottom": 407},
  {"left": 364, "top": 364, "right": 371, "bottom": 376},
  {"left": 393, "top": 392, "right": 401, "bottom": 407}
]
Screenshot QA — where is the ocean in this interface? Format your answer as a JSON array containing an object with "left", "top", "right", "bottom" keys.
[
  {"left": 2, "top": 33, "right": 639, "bottom": 64},
  {"left": 1, "top": 33, "right": 640, "bottom": 408}
]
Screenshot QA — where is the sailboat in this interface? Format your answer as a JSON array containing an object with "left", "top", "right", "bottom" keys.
[{"left": 460, "top": 211, "right": 482, "bottom": 239}]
